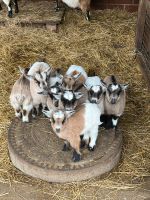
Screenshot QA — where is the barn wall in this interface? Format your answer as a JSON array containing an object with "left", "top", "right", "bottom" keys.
[
  {"left": 24, "top": 0, "right": 139, "bottom": 12},
  {"left": 91, "top": 0, "right": 139, "bottom": 12}
]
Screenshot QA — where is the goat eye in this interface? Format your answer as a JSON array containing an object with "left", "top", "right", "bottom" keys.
[
  {"left": 34, "top": 79, "right": 40, "bottom": 86},
  {"left": 54, "top": 100, "right": 59, "bottom": 107}
]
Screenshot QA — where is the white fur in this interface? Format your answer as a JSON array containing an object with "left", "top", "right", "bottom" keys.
[
  {"left": 30, "top": 79, "right": 47, "bottom": 113},
  {"left": 49, "top": 76, "right": 63, "bottom": 87},
  {"left": 111, "top": 84, "right": 119, "bottom": 91},
  {"left": 82, "top": 103, "right": 102, "bottom": 148},
  {"left": 50, "top": 87, "right": 58, "bottom": 94},
  {"left": 92, "top": 85, "right": 100, "bottom": 93},
  {"left": 112, "top": 118, "right": 118, "bottom": 126},
  {"left": 62, "top": 0, "right": 80, "bottom": 8},
  {"left": 2, "top": 0, "right": 11, "bottom": 11},
  {"left": 66, "top": 65, "right": 88, "bottom": 79},
  {"left": 64, "top": 91, "right": 74, "bottom": 100},
  {"left": 28, "top": 62, "right": 51, "bottom": 77},
  {"left": 85, "top": 76, "right": 101, "bottom": 88},
  {"left": 53, "top": 110, "right": 64, "bottom": 119}
]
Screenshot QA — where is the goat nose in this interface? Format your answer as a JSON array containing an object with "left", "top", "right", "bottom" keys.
[
  {"left": 56, "top": 128, "right": 60, "bottom": 133},
  {"left": 111, "top": 99, "right": 116, "bottom": 104},
  {"left": 91, "top": 99, "right": 97, "bottom": 104}
]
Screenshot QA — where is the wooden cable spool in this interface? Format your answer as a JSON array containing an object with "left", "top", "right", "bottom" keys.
[{"left": 8, "top": 116, "right": 122, "bottom": 183}]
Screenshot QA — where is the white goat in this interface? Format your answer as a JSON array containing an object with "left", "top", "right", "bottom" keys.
[
  {"left": 56, "top": 0, "right": 91, "bottom": 20},
  {"left": 10, "top": 67, "right": 33, "bottom": 122},
  {"left": 43, "top": 102, "right": 102, "bottom": 162},
  {"left": 0, "top": 0, "right": 19, "bottom": 17}
]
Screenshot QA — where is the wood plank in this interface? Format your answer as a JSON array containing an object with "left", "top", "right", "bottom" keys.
[
  {"left": 0, "top": 0, "right": 65, "bottom": 32},
  {"left": 135, "top": 0, "right": 146, "bottom": 51}
]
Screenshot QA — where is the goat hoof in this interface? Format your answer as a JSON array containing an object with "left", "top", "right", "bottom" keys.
[
  {"left": 55, "top": 7, "right": 60, "bottom": 12},
  {"left": 72, "top": 151, "right": 81, "bottom": 162},
  {"left": 80, "top": 140, "right": 86, "bottom": 149},
  {"left": 8, "top": 11, "right": 13, "bottom": 18},
  {"left": 62, "top": 144, "right": 70, "bottom": 151},
  {"left": 88, "top": 145, "right": 95, "bottom": 151}
]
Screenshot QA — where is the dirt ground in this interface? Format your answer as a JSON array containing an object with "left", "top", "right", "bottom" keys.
[{"left": 0, "top": 181, "right": 150, "bottom": 200}]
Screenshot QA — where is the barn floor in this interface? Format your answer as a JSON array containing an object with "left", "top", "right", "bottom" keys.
[{"left": 0, "top": 7, "right": 150, "bottom": 200}]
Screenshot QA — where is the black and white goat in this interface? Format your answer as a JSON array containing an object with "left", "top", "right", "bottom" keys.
[
  {"left": 0, "top": 0, "right": 19, "bottom": 17},
  {"left": 84, "top": 76, "right": 106, "bottom": 114},
  {"left": 43, "top": 102, "right": 102, "bottom": 162},
  {"left": 101, "top": 75, "right": 128, "bottom": 129},
  {"left": 56, "top": 0, "right": 91, "bottom": 21}
]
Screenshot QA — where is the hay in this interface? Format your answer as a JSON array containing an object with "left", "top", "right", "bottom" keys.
[{"left": 0, "top": 6, "right": 150, "bottom": 199}]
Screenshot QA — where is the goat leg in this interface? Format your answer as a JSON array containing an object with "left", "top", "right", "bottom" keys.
[
  {"left": 85, "top": 10, "right": 90, "bottom": 21},
  {"left": 14, "top": 0, "right": 19, "bottom": 13},
  {"left": 62, "top": 141, "right": 70, "bottom": 151},
  {"left": 0, "top": 3, "right": 2, "bottom": 11}
]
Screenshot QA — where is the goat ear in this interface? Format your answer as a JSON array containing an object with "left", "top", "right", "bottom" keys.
[
  {"left": 53, "top": 93, "right": 62, "bottom": 100},
  {"left": 120, "top": 84, "right": 129, "bottom": 90},
  {"left": 66, "top": 110, "right": 75, "bottom": 118},
  {"left": 75, "top": 92, "right": 83, "bottom": 99},
  {"left": 74, "top": 72, "right": 81, "bottom": 81},
  {"left": 45, "top": 67, "right": 52, "bottom": 75},
  {"left": 55, "top": 68, "right": 63, "bottom": 77},
  {"left": 100, "top": 80, "right": 107, "bottom": 91},
  {"left": 42, "top": 110, "right": 52, "bottom": 118},
  {"left": 83, "top": 83, "right": 90, "bottom": 90},
  {"left": 37, "top": 89, "right": 48, "bottom": 95},
  {"left": 18, "top": 66, "right": 25, "bottom": 74}
]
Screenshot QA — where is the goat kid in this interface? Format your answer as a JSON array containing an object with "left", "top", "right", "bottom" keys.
[
  {"left": 63, "top": 65, "right": 87, "bottom": 90},
  {"left": 56, "top": 0, "right": 91, "bottom": 21},
  {"left": 28, "top": 61, "right": 52, "bottom": 115},
  {"left": 10, "top": 67, "right": 33, "bottom": 122},
  {"left": 0, "top": 0, "right": 19, "bottom": 17},
  {"left": 43, "top": 102, "right": 102, "bottom": 162},
  {"left": 101, "top": 75, "right": 128, "bottom": 129},
  {"left": 84, "top": 76, "right": 106, "bottom": 113}
]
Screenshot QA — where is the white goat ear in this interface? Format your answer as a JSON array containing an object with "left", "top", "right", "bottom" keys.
[
  {"left": 42, "top": 110, "right": 52, "bottom": 118},
  {"left": 74, "top": 72, "right": 81, "bottom": 80},
  {"left": 53, "top": 93, "right": 62, "bottom": 100},
  {"left": 66, "top": 110, "right": 75, "bottom": 118},
  {"left": 120, "top": 84, "right": 129, "bottom": 90},
  {"left": 45, "top": 67, "right": 52, "bottom": 76},
  {"left": 37, "top": 90, "right": 48, "bottom": 95},
  {"left": 75, "top": 92, "right": 83, "bottom": 99},
  {"left": 83, "top": 83, "right": 90, "bottom": 91}
]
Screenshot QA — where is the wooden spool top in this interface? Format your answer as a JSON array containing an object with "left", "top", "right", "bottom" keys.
[{"left": 8, "top": 117, "right": 122, "bottom": 183}]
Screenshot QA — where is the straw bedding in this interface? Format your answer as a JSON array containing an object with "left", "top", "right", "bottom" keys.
[{"left": 0, "top": 6, "right": 150, "bottom": 199}]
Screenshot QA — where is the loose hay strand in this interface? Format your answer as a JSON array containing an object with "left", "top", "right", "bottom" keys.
[{"left": 0, "top": 7, "right": 150, "bottom": 199}]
